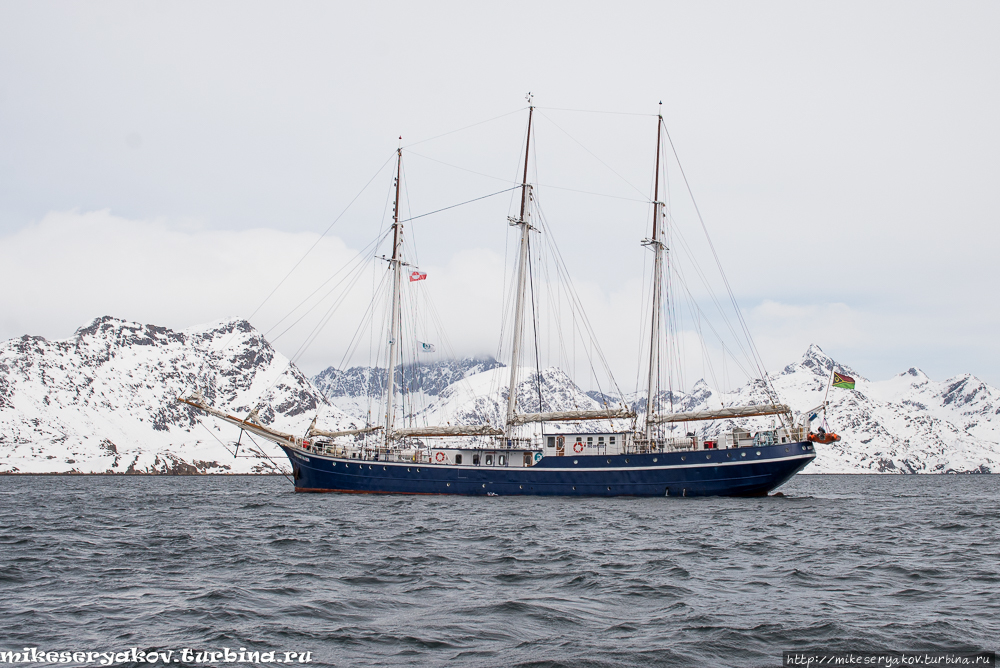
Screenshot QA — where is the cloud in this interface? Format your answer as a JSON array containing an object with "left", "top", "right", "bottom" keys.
[{"left": 3, "top": 209, "right": 999, "bottom": 392}]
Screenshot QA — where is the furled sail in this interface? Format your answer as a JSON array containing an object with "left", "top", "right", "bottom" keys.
[
  {"left": 509, "top": 408, "right": 636, "bottom": 425},
  {"left": 177, "top": 392, "right": 301, "bottom": 446},
  {"left": 648, "top": 404, "right": 791, "bottom": 424},
  {"left": 391, "top": 425, "right": 503, "bottom": 437},
  {"left": 308, "top": 425, "right": 383, "bottom": 438}
]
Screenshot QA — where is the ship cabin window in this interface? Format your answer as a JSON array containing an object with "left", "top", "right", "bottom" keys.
[
  {"left": 598, "top": 436, "right": 605, "bottom": 444},
  {"left": 548, "top": 437, "right": 555, "bottom": 448},
  {"left": 498, "top": 455, "right": 506, "bottom": 466},
  {"left": 472, "top": 455, "right": 480, "bottom": 466},
  {"left": 455, "top": 454, "right": 463, "bottom": 465},
  {"left": 610, "top": 436, "right": 616, "bottom": 444},
  {"left": 485, "top": 454, "right": 494, "bottom": 466},
  {"left": 587, "top": 437, "right": 593, "bottom": 445}
]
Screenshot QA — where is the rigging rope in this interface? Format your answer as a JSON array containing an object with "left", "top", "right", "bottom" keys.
[
  {"left": 398, "top": 186, "right": 520, "bottom": 223},
  {"left": 244, "top": 152, "right": 396, "bottom": 325},
  {"left": 662, "top": 125, "right": 780, "bottom": 403}
]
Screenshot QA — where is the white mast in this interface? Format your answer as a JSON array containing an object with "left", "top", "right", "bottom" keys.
[
  {"left": 644, "top": 110, "right": 665, "bottom": 441},
  {"left": 385, "top": 147, "right": 404, "bottom": 446},
  {"left": 506, "top": 97, "right": 535, "bottom": 431}
]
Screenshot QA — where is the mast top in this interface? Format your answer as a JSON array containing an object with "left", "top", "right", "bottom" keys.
[{"left": 525, "top": 91, "right": 534, "bottom": 107}]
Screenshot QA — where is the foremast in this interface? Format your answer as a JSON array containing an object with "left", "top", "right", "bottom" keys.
[
  {"left": 385, "top": 147, "right": 404, "bottom": 447},
  {"left": 382, "top": 146, "right": 502, "bottom": 442}
]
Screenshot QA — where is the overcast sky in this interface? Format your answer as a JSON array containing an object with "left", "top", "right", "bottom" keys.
[{"left": 2, "top": 1, "right": 999, "bottom": 390}]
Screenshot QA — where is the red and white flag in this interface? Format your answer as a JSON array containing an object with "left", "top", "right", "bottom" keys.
[{"left": 409, "top": 271, "right": 427, "bottom": 282}]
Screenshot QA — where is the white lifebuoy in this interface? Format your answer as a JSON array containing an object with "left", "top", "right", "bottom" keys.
[
  {"left": 573, "top": 442, "right": 584, "bottom": 453},
  {"left": 435, "top": 451, "right": 447, "bottom": 463}
]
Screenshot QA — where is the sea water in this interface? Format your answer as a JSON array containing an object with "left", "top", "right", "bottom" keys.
[{"left": 0, "top": 474, "right": 997, "bottom": 667}]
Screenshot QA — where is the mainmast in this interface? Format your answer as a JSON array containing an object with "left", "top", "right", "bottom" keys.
[
  {"left": 644, "top": 108, "right": 665, "bottom": 441},
  {"left": 385, "top": 147, "right": 404, "bottom": 446},
  {"left": 506, "top": 96, "right": 535, "bottom": 431}
]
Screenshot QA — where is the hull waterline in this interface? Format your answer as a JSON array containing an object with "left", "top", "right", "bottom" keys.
[{"left": 282, "top": 441, "right": 816, "bottom": 497}]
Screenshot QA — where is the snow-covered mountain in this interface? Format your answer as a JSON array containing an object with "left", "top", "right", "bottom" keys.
[
  {"left": 597, "top": 345, "right": 1000, "bottom": 474},
  {"left": 0, "top": 316, "right": 358, "bottom": 474},
  {"left": 1, "top": 316, "right": 998, "bottom": 474}
]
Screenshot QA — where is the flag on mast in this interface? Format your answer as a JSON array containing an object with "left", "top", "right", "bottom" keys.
[
  {"left": 832, "top": 372, "right": 855, "bottom": 389},
  {"left": 419, "top": 341, "right": 435, "bottom": 353},
  {"left": 409, "top": 271, "right": 427, "bottom": 282}
]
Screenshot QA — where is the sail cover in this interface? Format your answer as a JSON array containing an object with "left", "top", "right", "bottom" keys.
[
  {"left": 308, "top": 425, "right": 383, "bottom": 438},
  {"left": 648, "top": 404, "right": 791, "bottom": 424},
  {"left": 509, "top": 408, "right": 635, "bottom": 425},
  {"left": 392, "top": 425, "right": 503, "bottom": 437}
]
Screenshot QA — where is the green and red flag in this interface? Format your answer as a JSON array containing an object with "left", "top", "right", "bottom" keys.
[{"left": 832, "top": 372, "right": 855, "bottom": 389}]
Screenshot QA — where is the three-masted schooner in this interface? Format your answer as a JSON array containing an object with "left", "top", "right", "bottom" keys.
[{"left": 178, "top": 100, "right": 817, "bottom": 496}]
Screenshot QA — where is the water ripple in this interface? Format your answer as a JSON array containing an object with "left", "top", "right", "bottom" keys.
[{"left": 0, "top": 474, "right": 998, "bottom": 666}]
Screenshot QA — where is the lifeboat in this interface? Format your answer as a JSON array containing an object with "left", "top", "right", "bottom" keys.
[{"left": 808, "top": 431, "right": 841, "bottom": 444}]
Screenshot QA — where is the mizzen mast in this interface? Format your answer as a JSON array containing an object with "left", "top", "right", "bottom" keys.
[{"left": 643, "top": 106, "right": 666, "bottom": 441}]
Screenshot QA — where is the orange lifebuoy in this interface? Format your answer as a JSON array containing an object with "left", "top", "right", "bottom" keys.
[
  {"left": 435, "top": 451, "right": 447, "bottom": 463},
  {"left": 573, "top": 441, "right": 584, "bottom": 453}
]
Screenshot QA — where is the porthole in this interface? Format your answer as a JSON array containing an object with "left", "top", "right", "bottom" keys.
[
  {"left": 332, "top": 463, "right": 337, "bottom": 467},
  {"left": 607, "top": 486, "right": 611, "bottom": 491},
  {"left": 741, "top": 452, "right": 746, "bottom": 457},
  {"left": 727, "top": 453, "right": 731, "bottom": 458},
  {"left": 756, "top": 451, "right": 761, "bottom": 456},
  {"left": 572, "top": 486, "right": 576, "bottom": 490},
  {"left": 383, "top": 466, "right": 386, "bottom": 470},
  {"left": 416, "top": 468, "right": 420, "bottom": 472},
  {"left": 446, "top": 483, "right": 451, "bottom": 487},
  {"left": 407, "top": 468, "right": 411, "bottom": 472},
  {"left": 706, "top": 454, "right": 711, "bottom": 460},
  {"left": 785, "top": 448, "right": 789, "bottom": 453},
  {"left": 519, "top": 485, "right": 523, "bottom": 489},
  {"left": 681, "top": 456, "right": 686, "bottom": 461},
  {"left": 653, "top": 458, "right": 658, "bottom": 462},
  {"left": 368, "top": 465, "right": 372, "bottom": 469},
  {"left": 625, "top": 459, "right": 629, "bottom": 464},
  {"left": 482, "top": 484, "right": 486, "bottom": 488},
  {"left": 607, "top": 459, "right": 611, "bottom": 463},
  {"left": 573, "top": 459, "right": 578, "bottom": 464}
]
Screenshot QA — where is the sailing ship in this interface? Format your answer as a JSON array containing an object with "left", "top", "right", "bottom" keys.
[{"left": 178, "top": 99, "right": 818, "bottom": 496}]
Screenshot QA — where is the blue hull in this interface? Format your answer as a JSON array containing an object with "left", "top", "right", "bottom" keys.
[{"left": 282, "top": 441, "right": 816, "bottom": 497}]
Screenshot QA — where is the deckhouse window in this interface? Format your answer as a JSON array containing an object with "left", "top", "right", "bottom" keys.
[
  {"left": 498, "top": 455, "right": 506, "bottom": 466},
  {"left": 610, "top": 436, "right": 616, "bottom": 444},
  {"left": 547, "top": 437, "right": 555, "bottom": 448},
  {"left": 485, "top": 454, "right": 494, "bottom": 466},
  {"left": 473, "top": 455, "right": 480, "bottom": 465},
  {"left": 455, "top": 454, "right": 463, "bottom": 465}
]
